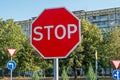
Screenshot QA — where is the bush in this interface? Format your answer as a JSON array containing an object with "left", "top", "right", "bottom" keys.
[
  {"left": 32, "top": 71, "right": 39, "bottom": 80},
  {"left": 86, "top": 63, "right": 96, "bottom": 80},
  {"left": 61, "top": 67, "right": 69, "bottom": 80}
]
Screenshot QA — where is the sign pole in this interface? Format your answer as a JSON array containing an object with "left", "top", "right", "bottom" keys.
[
  {"left": 117, "top": 70, "right": 119, "bottom": 80},
  {"left": 11, "top": 68, "right": 12, "bottom": 80},
  {"left": 95, "top": 50, "right": 98, "bottom": 80},
  {"left": 95, "top": 60, "right": 98, "bottom": 80},
  {"left": 54, "top": 58, "right": 59, "bottom": 80},
  {"left": 11, "top": 57, "right": 12, "bottom": 80},
  {"left": 7, "top": 48, "right": 16, "bottom": 80}
]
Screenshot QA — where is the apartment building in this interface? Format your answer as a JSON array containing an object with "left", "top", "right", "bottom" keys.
[
  {"left": 16, "top": 7, "right": 120, "bottom": 37},
  {"left": 15, "top": 17, "right": 36, "bottom": 37},
  {"left": 73, "top": 7, "right": 120, "bottom": 30}
]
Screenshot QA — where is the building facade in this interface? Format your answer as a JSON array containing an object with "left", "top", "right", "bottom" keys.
[
  {"left": 15, "top": 17, "right": 36, "bottom": 37},
  {"left": 16, "top": 7, "right": 120, "bottom": 37},
  {"left": 73, "top": 7, "right": 120, "bottom": 30}
]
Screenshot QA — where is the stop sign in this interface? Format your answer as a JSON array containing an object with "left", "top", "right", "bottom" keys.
[{"left": 31, "top": 7, "right": 80, "bottom": 59}]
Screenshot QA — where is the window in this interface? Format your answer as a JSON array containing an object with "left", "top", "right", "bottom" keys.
[
  {"left": 109, "top": 14, "right": 115, "bottom": 20},
  {"left": 109, "top": 20, "right": 115, "bottom": 26},
  {"left": 93, "top": 16, "right": 100, "bottom": 21},
  {"left": 117, "top": 20, "right": 120, "bottom": 26},
  {"left": 95, "top": 22, "right": 101, "bottom": 27},
  {"left": 86, "top": 16, "right": 93, "bottom": 22},
  {"left": 100, "top": 21, "right": 108, "bottom": 27},
  {"left": 116, "top": 13, "right": 120, "bottom": 19},
  {"left": 100, "top": 15, "right": 108, "bottom": 21}
]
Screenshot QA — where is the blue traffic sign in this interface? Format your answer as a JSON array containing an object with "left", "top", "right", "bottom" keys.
[
  {"left": 112, "top": 70, "right": 120, "bottom": 80},
  {"left": 7, "top": 60, "right": 16, "bottom": 70}
]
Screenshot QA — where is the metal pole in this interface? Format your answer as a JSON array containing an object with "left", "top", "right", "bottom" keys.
[
  {"left": 11, "top": 70, "right": 12, "bottom": 80},
  {"left": 11, "top": 57, "right": 12, "bottom": 80},
  {"left": 54, "top": 58, "right": 59, "bottom": 80},
  {"left": 95, "top": 50, "right": 98, "bottom": 80},
  {"left": 96, "top": 60, "right": 98, "bottom": 80},
  {"left": 117, "top": 70, "right": 119, "bottom": 80}
]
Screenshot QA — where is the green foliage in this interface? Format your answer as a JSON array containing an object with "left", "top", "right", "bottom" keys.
[
  {"left": 0, "top": 19, "right": 53, "bottom": 77},
  {"left": 0, "top": 19, "right": 26, "bottom": 76},
  {"left": 39, "top": 59, "right": 53, "bottom": 77},
  {"left": 105, "top": 27, "right": 120, "bottom": 59},
  {"left": 32, "top": 71, "right": 40, "bottom": 80},
  {"left": 60, "top": 19, "right": 102, "bottom": 79},
  {"left": 1, "top": 18, "right": 120, "bottom": 78},
  {"left": 61, "top": 67, "right": 69, "bottom": 80},
  {"left": 99, "top": 27, "right": 120, "bottom": 68},
  {"left": 81, "top": 19, "right": 103, "bottom": 71},
  {"left": 16, "top": 39, "right": 41, "bottom": 72},
  {"left": 86, "top": 63, "right": 96, "bottom": 80}
]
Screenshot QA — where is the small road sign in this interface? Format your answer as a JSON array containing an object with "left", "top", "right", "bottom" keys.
[
  {"left": 7, "top": 48, "right": 16, "bottom": 57},
  {"left": 7, "top": 60, "right": 16, "bottom": 70},
  {"left": 112, "top": 70, "right": 120, "bottom": 80},
  {"left": 112, "top": 60, "right": 120, "bottom": 69}
]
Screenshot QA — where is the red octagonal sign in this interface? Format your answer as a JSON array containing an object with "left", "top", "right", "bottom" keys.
[{"left": 31, "top": 7, "right": 81, "bottom": 59}]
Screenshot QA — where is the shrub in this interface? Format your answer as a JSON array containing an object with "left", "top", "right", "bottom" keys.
[
  {"left": 61, "top": 67, "right": 69, "bottom": 80},
  {"left": 32, "top": 71, "right": 39, "bottom": 80},
  {"left": 86, "top": 63, "right": 96, "bottom": 80}
]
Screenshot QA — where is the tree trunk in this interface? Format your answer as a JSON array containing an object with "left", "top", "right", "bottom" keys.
[
  {"left": 74, "top": 68, "right": 77, "bottom": 80},
  {"left": 43, "top": 69, "right": 45, "bottom": 77},
  {"left": 24, "top": 71, "right": 26, "bottom": 77},
  {"left": 18, "top": 70, "right": 20, "bottom": 76},
  {"left": 73, "top": 60, "right": 77, "bottom": 80},
  {"left": 2, "top": 65, "right": 4, "bottom": 77}
]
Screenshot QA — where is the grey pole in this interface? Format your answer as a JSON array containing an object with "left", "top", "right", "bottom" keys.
[
  {"left": 95, "top": 50, "right": 98, "bottom": 80},
  {"left": 11, "top": 57, "right": 12, "bottom": 80},
  {"left": 117, "top": 70, "right": 119, "bottom": 80},
  {"left": 96, "top": 60, "right": 98, "bottom": 80},
  {"left": 54, "top": 58, "right": 59, "bottom": 80}
]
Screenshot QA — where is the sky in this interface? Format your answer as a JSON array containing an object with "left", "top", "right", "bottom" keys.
[{"left": 1, "top": 0, "right": 120, "bottom": 21}]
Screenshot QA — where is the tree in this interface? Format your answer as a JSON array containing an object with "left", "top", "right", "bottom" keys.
[
  {"left": 59, "top": 43, "right": 84, "bottom": 80},
  {"left": 16, "top": 39, "right": 42, "bottom": 76},
  {"left": 81, "top": 19, "right": 103, "bottom": 72},
  {"left": 98, "top": 29, "right": 112, "bottom": 74},
  {"left": 107, "top": 27, "right": 120, "bottom": 59},
  {"left": 40, "top": 59, "right": 53, "bottom": 77},
  {"left": 98, "top": 27, "right": 120, "bottom": 74},
  {"left": 59, "top": 19, "right": 102, "bottom": 80},
  {"left": 68, "top": 44, "right": 84, "bottom": 79},
  {"left": 0, "top": 19, "right": 26, "bottom": 77},
  {"left": 16, "top": 38, "right": 53, "bottom": 77}
]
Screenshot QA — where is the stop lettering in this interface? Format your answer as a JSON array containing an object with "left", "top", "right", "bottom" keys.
[
  {"left": 33, "top": 24, "right": 77, "bottom": 41},
  {"left": 31, "top": 7, "right": 81, "bottom": 59}
]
